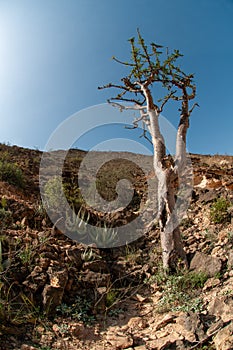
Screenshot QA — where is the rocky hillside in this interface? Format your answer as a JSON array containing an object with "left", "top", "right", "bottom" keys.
[{"left": 0, "top": 143, "right": 233, "bottom": 350}]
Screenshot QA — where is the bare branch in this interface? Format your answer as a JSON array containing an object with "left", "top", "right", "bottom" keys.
[
  {"left": 158, "top": 91, "right": 176, "bottom": 112},
  {"left": 112, "top": 56, "right": 135, "bottom": 67},
  {"left": 98, "top": 82, "right": 131, "bottom": 92},
  {"left": 121, "top": 77, "right": 141, "bottom": 92},
  {"left": 111, "top": 101, "right": 147, "bottom": 110},
  {"left": 171, "top": 94, "right": 183, "bottom": 101},
  {"left": 139, "top": 123, "right": 153, "bottom": 145},
  {"left": 189, "top": 102, "right": 199, "bottom": 115},
  {"left": 187, "top": 84, "right": 196, "bottom": 100},
  {"left": 108, "top": 101, "right": 146, "bottom": 112},
  {"left": 131, "top": 111, "right": 148, "bottom": 128},
  {"left": 109, "top": 96, "right": 145, "bottom": 105}
]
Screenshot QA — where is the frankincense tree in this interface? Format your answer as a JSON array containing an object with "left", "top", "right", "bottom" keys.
[{"left": 99, "top": 30, "right": 198, "bottom": 271}]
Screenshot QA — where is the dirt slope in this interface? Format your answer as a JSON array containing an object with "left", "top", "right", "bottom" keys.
[{"left": 0, "top": 144, "right": 233, "bottom": 350}]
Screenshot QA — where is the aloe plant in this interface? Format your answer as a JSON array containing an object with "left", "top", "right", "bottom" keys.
[
  {"left": 65, "top": 207, "right": 90, "bottom": 241},
  {"left": 89, "top": 222, "right": 119, "bottom": 248}
]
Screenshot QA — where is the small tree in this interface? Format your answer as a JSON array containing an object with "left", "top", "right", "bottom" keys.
[{"left": 99, "top": 30, "right": 198, "bottom": 271}]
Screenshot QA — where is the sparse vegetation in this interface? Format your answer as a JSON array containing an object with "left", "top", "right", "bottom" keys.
[
  {"left": 0, "top": 144, "right": 233, "bottom": 349},
  {"left": 0, "top": 208, "right": 12, "bottom": 229},
  {"left": 56, "top": 296, "right": 95, "bottom": 324},
  {"left": 65, "top": 206, "right": 119, "bottom": 247},
  {"left": 106, "top": 289, "right": 119, "bottom": 308},
  {"left": 0, "top": 160, "right": 24, "bottom": 187},
  {"left": 43, "top": 176, "right": 67, "bottom": 212},
  {"left": 210, "top": 197, "right": 231, "bottom": 224},
  {"left": 147, "top": 267, "right": 208, "bottom": 313}
]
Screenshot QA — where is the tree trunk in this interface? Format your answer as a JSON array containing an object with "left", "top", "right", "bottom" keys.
[
  {"left": 159, "top": 169, "right": 188, "bottom": 270},
  {"left": 147, "top": 106, "right": 188, "bottom": 271}
]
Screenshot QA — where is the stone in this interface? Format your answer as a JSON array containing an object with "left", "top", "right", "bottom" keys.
[
  {"left": 211, "top": 246, "right": 226, "bottom": 259},
  {"left": 21, "top": 345, "right": 38, "bottom": 350},
  {"left": 147, "top": 331, "right": 183, "bottom": 350},
  {"left": 42, "top": 267, "right": 68, "bottom": 315},
  {"left": 208, "top": 297, "right": 233, "bottom": 323},
  {"left": 83, "top": 260, "right": 109, "bottom": 273},
  {"left": 190, "top": 251, "right": 222, "bottom": 277},
  {"left": 65, "top": 246, "right": 83, "bottom": 269},
  {"left": 106, "top": 333, "right": 133, "bottom": 349},
  {"left": 214, "top": 322, "right": 233, "bottom": 350},
  {"left": 198, "top": 189, "right": 217, "bottom": 203},
  {"left": 203, "top": 277, "right": 221, "bottom": 291},
  {"left": 218, "top": 231, "right": 228, "bottom": 242},
  {"left": 81, "top": 270, "right": 111, "bottom": 287},
  {"left": 127, "top": 316, "right": 146, "bottom": 330},
  {"left": 153, "top": 313, "right": 176, "bottom": 331},
  {"left": 175, "top": 312, "right": 205, "bottom": 343},
  {"left": 228, "top": 251, "right": 233, "bottom": 269},
  {"left": 207, "top": 319, "right": 224, "bottom": 336}
]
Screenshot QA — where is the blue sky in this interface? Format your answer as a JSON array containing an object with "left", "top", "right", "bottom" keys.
[{"left": 0, "top": 0, "right": 232, "bottom": 155}]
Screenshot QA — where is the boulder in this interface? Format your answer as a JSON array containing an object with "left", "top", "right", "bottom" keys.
[
  {"left": 208, "top": 296, "right": 233, "bottom": 323},
  {"left": 214, "top": 322, "right": 233, "bottom": 350},
  {"left": 227, "top": 251, "right": 233, "bottom": 269},
  {"left": 190, "top": 251, "right": 222, "bottom": 277}
]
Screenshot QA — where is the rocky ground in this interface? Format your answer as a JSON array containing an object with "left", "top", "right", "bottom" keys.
[{"left": 0, "top": 144, "right": 233, "bottom": 350}]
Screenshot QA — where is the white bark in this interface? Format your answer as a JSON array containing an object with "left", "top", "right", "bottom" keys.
[
  {"left": 139, "top": 87, "right": 188, "bottom": 270},
  {"left": 108, "top": 82, "right": 191, "bottom": 270}
]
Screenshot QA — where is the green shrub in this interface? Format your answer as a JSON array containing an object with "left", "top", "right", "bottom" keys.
[
  {"left": 0, "top": 208, "right": 12, "bottom": 228},
  {"left": 63, "top": 182, "right": 84, "bottom": 210},
  {"left": 0, "top": 161, "right": 24, "bottom": 187},
  {"left": 210, "top": 197, "right": 231, "bottom": 224},
  {"left": 106, "top": 289, "right": 118, "bottom": 308},
  {"left": 56, "top": 296, "right": 95, "bottom": 324},
  {"left": 44, "top": 176, "right": 84, "bottom": 213},
  {"left": 44, "top": 176, "right": 67, "bottom": 212},
  {"left": 147, "top": 267, "right": 208, "bottom": 313}
]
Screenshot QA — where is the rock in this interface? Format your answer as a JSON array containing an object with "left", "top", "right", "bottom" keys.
[
  {"left": 106, "top": 333, "right": 133, "bottom": 349},
  {"left": 38, "top": 257, "right": 50, "bottom": 270},
  {"left": 190, "top": 251, "right": 222, "bottom": 277},
  {"left": 207, "top": 319, "right": 224, "bottom": 336},
  {"left": 147, "top": 331, "right": 183, "bottom": 350},
  {"left": 218, "top": 231, "right": 228, "bottom": 243},
  {"left": 153, "top": 313, "right": 176, "bottom": 331},
  {"left": 228, "top": 251, "right": 233, "bottom": 269},
  {"left": 214, "top": 322, "right": 233, "bottom": 350},
  {"left": 80, "top": 270, "right": 110, "bottom": 287},
  {"left": 21, "top": 345, "right": 38, "bottom": 350},
  {"left": 211, "top": 246, "right": 226, "bottom": 259},
  {"left": 83, "top": 260, "right": 109, "bottom": 273},
  {"left": 127, "top": 316, "right": 146, "bottom": 330},
  {"left": 198, "top": 189, "right": 217, "bottom": 203},
  {"left": 69, "top": 322, "right": 98, "bottom": 340},
  {"left": 203, "top": 277, "right": 221, "bottom": 291},
  {"left": 175, "top": 312, "right": 205, "bottom": 343},
  {"left": 42, "top": 267, "right": 68, "bottom": 315},
  {"left": 208, "top": 296, "right": 233, "bottom": 322},
  {"left": 65, "top": 246, "right": 83, "bottom": 269}
]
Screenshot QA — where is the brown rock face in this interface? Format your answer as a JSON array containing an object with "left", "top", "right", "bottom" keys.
[
  {"left": 190, "top": 251, "right": 222, "bottom": 277},
  {"left": 214, "top": 322, "right": 233, "bottom": 350},
  {"left": 208, "top": 296, "right": 233, "bottom": 323}
]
